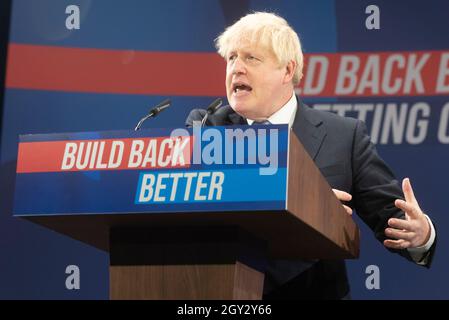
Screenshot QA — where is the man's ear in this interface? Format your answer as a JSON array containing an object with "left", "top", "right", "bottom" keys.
[{"left": 283, "top": 60, "right": 297, "bottom": 84}]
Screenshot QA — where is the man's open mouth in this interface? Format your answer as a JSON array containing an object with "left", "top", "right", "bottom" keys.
[{"left": 233, "top": 83, "right": 253, "bottom": 93}]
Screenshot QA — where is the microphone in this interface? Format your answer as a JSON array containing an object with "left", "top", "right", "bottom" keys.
[
  {"left": 201, "top": 98, "right": 223, "bottom": 127},
  {"left": 134, "top": 98, "right": 171, "bottom": 131}
]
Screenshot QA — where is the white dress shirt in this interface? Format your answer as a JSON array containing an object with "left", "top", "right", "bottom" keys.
[{"left": 246, "top": 92, "right": 297, "bottom": 127}]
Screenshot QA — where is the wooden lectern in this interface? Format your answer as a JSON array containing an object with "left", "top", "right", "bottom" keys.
[{"left": 14, "top": 125, "right": 359, "bottom": 299}]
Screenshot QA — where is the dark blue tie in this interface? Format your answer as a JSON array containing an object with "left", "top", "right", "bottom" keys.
[{"left": 252, "top": 120, "right": 271, "bottom": 125}]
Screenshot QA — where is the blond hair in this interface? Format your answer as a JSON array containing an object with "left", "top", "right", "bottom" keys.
[{"left": 215, "top": 12, "right": 303, "bottom": 85}]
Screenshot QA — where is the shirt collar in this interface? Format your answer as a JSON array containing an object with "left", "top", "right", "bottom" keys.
[{"left": 247, "top": 93, "right": 297, "bottom": 127}]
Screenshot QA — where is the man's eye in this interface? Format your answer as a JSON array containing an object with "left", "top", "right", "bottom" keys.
[{"left": 228, "top": 55, "right": 236, "bottom": 61}]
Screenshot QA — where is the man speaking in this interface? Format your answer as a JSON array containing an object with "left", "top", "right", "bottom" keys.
[{"left": 186, "top": 12, "right": 436, "bottom": 299}]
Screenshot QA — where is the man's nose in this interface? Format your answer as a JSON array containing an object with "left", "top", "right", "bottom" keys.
[{"left": 230, "top": 57, "right": 246, "bottom": 75}]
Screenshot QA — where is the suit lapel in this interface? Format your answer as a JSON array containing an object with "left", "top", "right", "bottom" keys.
[{"left": 292, "top": 100, "right": 327, "bottom": 161}]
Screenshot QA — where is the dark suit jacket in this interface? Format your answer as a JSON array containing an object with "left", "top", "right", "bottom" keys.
[{"left": 185, "top": 99, "right": 436, "bottom": 299}]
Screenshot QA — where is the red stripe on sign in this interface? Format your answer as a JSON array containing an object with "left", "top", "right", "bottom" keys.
[
  {"left": 17, "top": 137, "right": 192, "bottom": 173},
  {"left": 6, "top": 43, "right": 226, "bottom": 96},
  {"left": 17, "top": 141, "right": 68, "bottom": 173}
]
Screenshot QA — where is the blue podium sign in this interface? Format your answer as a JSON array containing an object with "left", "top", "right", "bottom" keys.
[{"left": 14, "top": 125, "right": 289, "bottom": 216}]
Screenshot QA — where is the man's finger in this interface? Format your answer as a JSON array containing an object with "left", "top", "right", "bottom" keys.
[
  {"left": 402, "top": 178, "right": 417, "bottom": 205},
  {"left": 385, "top": 227, "right": 414, "bottom": 241},
  {"left": 343, "top": 204, "right": 353, "bottom": 215},
  {"left": 332, "top": 189, "right": 352, "bottom": 202},
  {"left": 388, "top": 218, "right": 415, "bottom": 232},
  {"left": 395, "top": 199, "right": 420, "bottom": 219},
  {"left": 384, "top": 239, "right": 411, "bottom": 250}
]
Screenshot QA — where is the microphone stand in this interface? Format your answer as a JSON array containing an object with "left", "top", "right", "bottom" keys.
[
  {"left": 201, "top": 98, "right": 223, "bottom": 127},
  {"left": 134, "top": 98, "right": 171, "bottom": 131}
]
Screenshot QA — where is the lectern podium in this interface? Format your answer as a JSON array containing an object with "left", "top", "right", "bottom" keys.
[{"left": 14, "top": 125, "right": 359, "bottom": 299}]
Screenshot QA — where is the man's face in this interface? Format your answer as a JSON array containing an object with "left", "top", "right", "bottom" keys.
[{"left": 225, "top": 40, "right": 290, "bottom": 120}]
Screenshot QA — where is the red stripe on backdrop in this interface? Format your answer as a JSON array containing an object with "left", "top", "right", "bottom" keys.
[
  {"left": 6, "top": 43, "right": 449, "bottom": 97},
  {"left": 6, "top": 43, "right": 226, "bottom": 96},
  {"left": 298, "top": 50, "right": 448, "bottom": 97}
]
